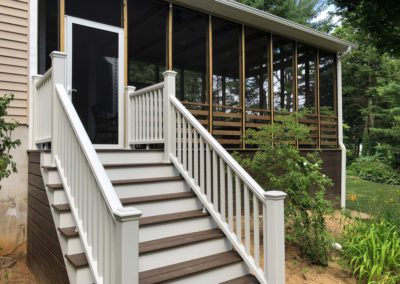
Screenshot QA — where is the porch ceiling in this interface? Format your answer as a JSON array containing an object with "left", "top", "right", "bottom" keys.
[{"left": 169, "top": 0, "right": 357, "bottom": 53}]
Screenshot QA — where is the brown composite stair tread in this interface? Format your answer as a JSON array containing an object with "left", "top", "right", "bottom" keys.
[
  {"left": 112, "top": 176, "right": 183, "bottom": 186},
  {"left": 121, "top": 192, "right": 195, "bottom": 205},
  {"left": 139, "top": 229, "right": 224, "bottom": 254},
  {"left": 52, "top": 203, "right": 70, "bottom": 212},
  {"left": 103, "top": 163, "right": 171, "bottom": 169},
  {"left": 46, "top": 183, "right": 63, "bottom": 190},
  {"left": 139, "top": 251, "right": 242, "bottom": 284},
  {"left": 96, "top": 149, "right": 163, "bottom": 153},
  {"left": 220, "top": 275, "right": 260, "bottom": 284},
  {"left": 58, "top": 227, "right": 79, "bottom": 238},
  {"left": 65, "top": 253, "right": 88, "bottom": 268},
  {"left": 139, "top": 210, "right": 209, "bottom": 226},
  {"left": 41, "top": 166, "right": 57, "bottom": 171}
]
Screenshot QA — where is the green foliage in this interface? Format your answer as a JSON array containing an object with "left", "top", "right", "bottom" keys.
[
  {"left": 341, "top": 219, "right": 400, "bottom": 283},
  {"left": 0, "top": 94, "right": 21, "bottom": 183},
  {"left": 348, "top": 156, "right": 400, "bottom": 185},
  {"left": 331, "top": 0, "right": 400, "bottom": 56},
  {"left": 235, "top": 111, "right": 334, "bottom": 265}
]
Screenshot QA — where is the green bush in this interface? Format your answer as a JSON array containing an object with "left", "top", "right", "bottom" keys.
[
  {"left": 348, "top": 156, "right": 400, "bottom": 185},
  {"left": 342, "top": 219, "right": 400, "bottom": 283},
  {"left": 235, "top": 111, "right": 333, "bottom": 266}
]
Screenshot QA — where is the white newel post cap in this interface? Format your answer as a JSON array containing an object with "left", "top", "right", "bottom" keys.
[
  {"left": 264, "top": 191, "right": 287, "bottom": 201},
  {"left": 50, "top": 51, "right": 67, "bottom": 60},
  {"left": 113, "top": 207, "right": 142, "bottom": 222},
  {"left": 126, "top": 86, "right": 136, "bottom": 92},
  {"left": 162, "top": 70, "right": 178, "bottom": 77}
]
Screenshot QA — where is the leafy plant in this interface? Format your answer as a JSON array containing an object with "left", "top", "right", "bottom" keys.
[
  {"left": 348, "top": 156, "right": 400, "bottom": 185},
  {"left": 342, "top": 219, "right": 400, "bottom": 283},
  {"left": 235, "top": 111, "right": 334, "bottom": 265},
  {"left": 0, "top": 94, "right": 21, "bottom": 184}
]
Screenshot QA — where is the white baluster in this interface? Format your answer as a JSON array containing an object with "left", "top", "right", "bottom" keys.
[{"left": 235, "top": 175, "right": 241, "bottom": 242}]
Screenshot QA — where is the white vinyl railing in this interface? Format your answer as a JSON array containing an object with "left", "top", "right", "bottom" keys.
[
  {"left": 33, "top": 68, "right": 53, "bottom": 144},
  {"left": 33, "top": 52, "right": 142, "bottom": 284},
  {"left": 128, "top": 71, "right": 287, "bottom": 284},
  {"left": 126, "top": 82, "right": 165, "bottom": 146}
]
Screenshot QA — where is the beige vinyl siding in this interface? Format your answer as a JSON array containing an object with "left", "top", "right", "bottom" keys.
[{"left": 0, "top": 0, "right": 29, "bottom": 124}]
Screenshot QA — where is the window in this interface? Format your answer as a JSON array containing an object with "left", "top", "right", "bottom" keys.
[
  {"left": 66, "top": 0, "right": 123, "bottom": 27},
  {"left": 128, "top": 0, "right": 168, "bottom": 89},
  {"left": 245, "top": 27, "right": 269, "bottom": 112},
  {"left": 38, "top": 0, "right": 59, "bottom": 74},
  {"left": 173, "top": 6, "right": 208, "bottom": 104},
  {"left": 273, "top": 36, "right": 294, "bottom": 112},
  {"left": 297, "top": 44, "right": 316, "bottom": 112},
  {"left": 319, "top": 50, "right": 336, "bottom": 115}
]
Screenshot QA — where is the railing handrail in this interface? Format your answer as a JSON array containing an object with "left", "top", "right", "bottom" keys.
[
  {"left": 169, "top": 96, "right": 266, "bottom": 202},
  {"left": 35, "top": 68, "right": 52, "bottom": 89},
  {"left": 129, "top": 82, "right": 164, "bottom": 98},
  {"left": 55, "top": 84, "right": 142, "bottom": 220}
]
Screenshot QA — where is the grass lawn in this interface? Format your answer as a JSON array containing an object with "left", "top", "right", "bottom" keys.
[{"left": 346, "top": 175, "right": 400, "bottom": 214}]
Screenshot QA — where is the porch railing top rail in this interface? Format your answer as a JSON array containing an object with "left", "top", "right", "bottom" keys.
[
  {"left": 35, "top": 68, "right": 52, "bottom": 89},
  {"left": 129, "top": 82, "right": 164, "bottom": 97}
]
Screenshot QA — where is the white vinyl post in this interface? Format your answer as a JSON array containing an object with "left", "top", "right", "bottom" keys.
[
  {"left": 50, "top": 52, "right": 67, "bottom": 160},
  {"left": 163, "top": 71, "right": 177, "bottom": 162},
  {"left": 114, "top": 208, "right": 142, "bottom": 284},
  {"left": 125, "top": 86, "right": 136, "bottom": 148},
  {"left": 264, "top": 191, "right": 287, "bottom": 284},
  {"left": 30, "top": 75, "right": 42, "bottom": 149}
]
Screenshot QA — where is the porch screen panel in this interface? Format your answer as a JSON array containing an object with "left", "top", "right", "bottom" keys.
[
  {"left": 66, "top": 0, "right": 123, "bottom": 27},
  {"left": 319, "top": 50, "right": 337, "bottom": 148},
  {"left": 128, "top": 0, "right": 168, "bottom": 89},
  {"left": 212, "top": 18, "right": 241, "bottom": 148},
  {"left": 244, "top": 27, "right": 270, "bottom": 141},
  {"left": 273, "top": 36, "right": 294, "bottom": 113},
  {"left": 297, "top": 44, "right": 317, "bottom": 148},
  {"left": 173, "top": 6, "right": 208, "bottom": 128}
]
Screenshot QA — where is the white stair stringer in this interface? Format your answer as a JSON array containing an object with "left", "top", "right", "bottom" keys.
[{"left": 40, "top": 152, "right": 94, "bottom": 284}]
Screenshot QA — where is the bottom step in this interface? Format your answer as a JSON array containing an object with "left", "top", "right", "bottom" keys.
[
  {"left": 221, "top": 275, "right": 259, "bottom": 284},
  {"left": 139, "top": 251, "right": 244, "bottom": 284}
]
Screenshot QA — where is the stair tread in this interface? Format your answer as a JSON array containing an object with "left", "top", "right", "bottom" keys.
[
  {"left": 41, "top": 166, "right": 57, "bottom": 171},
  {"left": 139, "top": 229, "right": 224, "bottom": 254},
  {"left": 140, "top": 210, "right": 209, "bottom": 226},
  {"left": 46, "top": 184, "right": 63, "bottom": 190},
  {"left": 220, "top": 275, "right": 259, "bottom": 284},
  {"left": 97, "top": 149, "right": 163, "bottom": 153},
  {"left": 65, "top": 253, "right": 88, "bottom": 268},
  {"left": 104, "top": 163, "right": 171, "bottom": 169},
  {"left": 121, "top": 192, "right": 195, "bottom": 205},
  {"left": 58, "top": 227, "right": 79, "bottom": 238},
  {"left": 139, "top": 251, "right": 242, "bottom": 284},
  {"left": 112, "top": 176, "right": 183, "bottom": 186},
  {"left": 52, "top": 203, "right": 70, "bottom": 212}
]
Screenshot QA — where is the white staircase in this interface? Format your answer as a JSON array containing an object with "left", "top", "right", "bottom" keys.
[{"left": 31, "top": 52, "right": 286, "bottom": 284}]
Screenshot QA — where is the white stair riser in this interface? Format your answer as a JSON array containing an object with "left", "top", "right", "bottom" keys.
[
  {"left": 48, "top": 190, "right": 68, "bottom": 205},
  {"left": 134, "top": 198, "right": 202, "bottom": 217},
  {"left": 65, "top": 262, "right": 93, "bottom": 284},
  {"left": 59, "top": 236, "right": 84, "bottom": 255},
  {"left": 46, "top": 170, "right": 61, "bottom": 184},
  {"left": 41, "top": 152, "right": 53, "bottom": 167},
  {"left": 139, "top": 217, "right": 216, "bottom": 242},
  {"left": 170, "top": 262, "right": 249, "bottom": 284},
  {"left": 52, "top": 211, "right": 75, "bottom": 228},
  {"left": 106, "top": 165, "right": 178, "bottom": 180},
  {"left": 98, "top": 152, "right": 164, "bottom": 165},
  {"left": 115, "top": 181, "right": 189, "bottom": 199},
  {"left": 139, "top": 238, "right": 232, "bottom": 272}
]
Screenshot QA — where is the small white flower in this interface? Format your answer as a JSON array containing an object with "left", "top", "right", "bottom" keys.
[{"left": 303, "top": 161, "right": 307, "bottom": 166}]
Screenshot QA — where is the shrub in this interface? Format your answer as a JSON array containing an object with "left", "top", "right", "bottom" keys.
[
  {"left": 235, "top": 111, "right": 334, "bottom": 266},
  {"left": 0, "top": 94, "right": 21, "bottom": 184},
  {"left": 342, "top": 219, "right": 400, "bottom": 283},
  {"left": 348, "top": 156, "right": 400, "bottom": 185}
]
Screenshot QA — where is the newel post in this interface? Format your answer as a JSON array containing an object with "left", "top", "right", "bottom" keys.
[
  {"left": 125, "top": 86, "right": 136, "bottom": 148},
  {"left": 162, "top": 71, "right": 177, "bottom": 162},
  {"left": 264, "top": 191, "right": 287, "bottom": 284},
  {"left": 50, "top": 52, "right": 67, "bottom": 159},
  {"left": 114, "top": 208, "right": 142, "bottom": 284}
]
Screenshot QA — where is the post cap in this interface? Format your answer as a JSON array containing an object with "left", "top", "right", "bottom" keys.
[
  {"left": 264, "top": 190, "right": 287, "bottom": 201},
  {"left": 162, "top": 70, "right": 178, "bottom": 77},
  {"left": 50, "top": 51, "right": 67, "bottom": 59},
  {"left": 126, "top": 86, "right": 136, "bottom": 95},
  {"left": 113, "top": 207, "right": 142, "bottom": 222}
]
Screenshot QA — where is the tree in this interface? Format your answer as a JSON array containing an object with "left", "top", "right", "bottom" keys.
[
  {"left": 236, "top": 0, "right": 333, "bottom": 31},
  {"left": 0, "top": 94, "right": 21, "bottom": 187},
  {"left": 331, "top": 0, "right": 400, "bottom": 56}
]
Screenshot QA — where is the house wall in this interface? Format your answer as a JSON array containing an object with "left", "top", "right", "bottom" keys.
[{"left": 0, "top": 0, "right": 30, "bottom": 255}]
